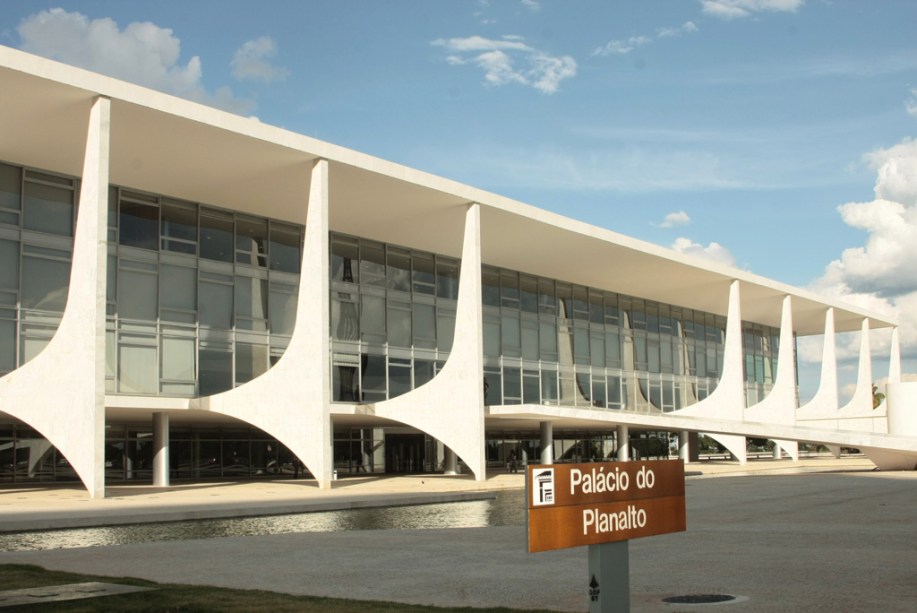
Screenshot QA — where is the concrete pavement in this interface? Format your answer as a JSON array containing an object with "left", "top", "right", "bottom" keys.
[{"left": 2, "top": 457, "right": 915, "bottom": 611}]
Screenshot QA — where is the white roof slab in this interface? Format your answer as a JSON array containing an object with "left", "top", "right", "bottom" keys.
[{"left": 0, "top": 45, "right": 895, "bottom": 335}]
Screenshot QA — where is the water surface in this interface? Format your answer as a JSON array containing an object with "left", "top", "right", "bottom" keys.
[{"left": 0, "top": 489, "right": 526, "bottom": 552}]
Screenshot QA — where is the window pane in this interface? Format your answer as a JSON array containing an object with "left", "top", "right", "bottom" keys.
[
  {"left": 0, "top": 319, "right": 14, "bottom": 373},
  {"left": 541, "top": 370, "right": 558, "bottom": 402},
  {"left": 503, "top": 367, "right": 521, "bottom": 402},
  {"left": 361, "top": 294, "right": 385, "bottom": 339},
  {"left": 360, "top": 241, "right": 385, "bottom": 287},
  {"left": 22, "top": 256, "right": 69, "bottom": 312},
  {"left": 436, "top": 258, "right": 458, "bottom": 299},
  {"left": 235, "top": 276, "right": 268, "bottom": 324},
  {"left": 24, "top": 181, "right": 73, "bottom": 236},
  {"left": 501, "top": 314, "right": 520, "bottom": 357},
  {"left": 483, "top": 319, "right": 500, "bottom": 358},
  {"left": 236, "top": 343, "right": 268, "bottom": 385},
  {"left": 361, "top": 354, "right": 386, "bottom": 401},
  {"left": 331, "top": 236, "right": 359, "bottom": 283},
  {"left": 270, "top": 223, "right": 301, "bottom": 273},
  {"left": 236, "top": 217, "right": 268, "bottom": 266},
  {"left": 482, "top": 268, "right": 500, "bottom": 307},
  {"left": 119, "top": 344, "right": 158, "bottom": 393},
  {"left": 270, "top": 286, "right": 297, "bottom": 336},
  {"left": 200, "top": 209, "right": 234, "bottom": 262},
  {"left": 332, "top": 295, "right": 359, "bottom": 341},
  {"left": 0, "top": 239, "right": 18, "bottom": 290},
  {"left": 161, "top": 337, "right": 195, "bottom": 381},
  {"left": 522, "top": 321, "right": 539, "bottom": 360},
  {"left": 414, "top": 359, "right": 435, "bottom": 388},
  {"left": 386, "top": 303, "right": 411, "bottom": 347},
  {"left": 119, "top": 200, "right": 158, "bottom": 250},
  {"left": 386, "top": 248, "right": 411, "bottom": 292},
  {"left": 160, "top": 265, "right": 196, "bottom": 313},
  {"left": 161, "top": 201, "right": 197, "bottom": 253},
  {"left": 199, "top": 348, "right": 232, "bottom": 395},
  {"left": 412, "top": 253, "right": 435, "bottom": 294},
  {"left": 200, "top": 281, "right": 232, "bottom": 328},
  {"left": 0, "top": 163, "right": 20, "bottom": 211},
  {"left": 412, "top": 302, "right": 435, "bottom": 347},
  {"left": 388, "top": 360, "right": 412, "bottom": 398},
  {"left": 119, "top": 268, "right": 158, "bottom": 320},
  {"left": 436, "top": 310, "right": 455, "bottom": 353}
]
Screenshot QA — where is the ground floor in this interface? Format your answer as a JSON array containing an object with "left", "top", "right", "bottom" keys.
[{"left": 1, "top": 417, "right": 706, "bottom": 486}]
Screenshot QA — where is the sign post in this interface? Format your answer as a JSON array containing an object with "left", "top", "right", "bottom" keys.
[{"left": 527, "top": 460, "right": 686, "bottom": 612}]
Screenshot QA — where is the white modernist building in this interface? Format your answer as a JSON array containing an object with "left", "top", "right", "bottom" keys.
[{"left": 1, "top": 46, "right": 916, "bottom": 498}]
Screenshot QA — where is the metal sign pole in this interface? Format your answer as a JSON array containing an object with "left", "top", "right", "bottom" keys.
[{"left": 588, "top": 540, "right": 630, "bottom": 613}]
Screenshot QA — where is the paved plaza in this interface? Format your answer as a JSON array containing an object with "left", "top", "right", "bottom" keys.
[{"left": 1, "top": 458, "right": 916, "bottom": 611}]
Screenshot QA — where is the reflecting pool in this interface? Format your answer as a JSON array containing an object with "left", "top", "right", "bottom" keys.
[{"left": 0, "top": 489, "right": 526, "bottom": 552}]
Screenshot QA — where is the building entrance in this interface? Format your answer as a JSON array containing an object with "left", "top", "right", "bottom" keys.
[{"left": 384, "top": 433, "right": 430, "bottom": 473}]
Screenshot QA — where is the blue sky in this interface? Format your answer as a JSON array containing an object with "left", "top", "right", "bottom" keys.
[{"left": 2, "top": 0, "right": 917, "bottom": 397}]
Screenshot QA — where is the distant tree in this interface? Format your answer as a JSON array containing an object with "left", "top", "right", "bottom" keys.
[{"left": 872, "top": 384, "right": 886, "bottom": 409}]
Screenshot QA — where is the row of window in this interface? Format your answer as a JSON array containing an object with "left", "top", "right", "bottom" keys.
[{"left": 0, "top": 160, "right": 781, "bottom": 408}]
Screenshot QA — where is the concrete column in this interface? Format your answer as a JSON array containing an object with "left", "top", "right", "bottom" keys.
[
  {"left": 617, "top": 425, "right": 629, "bottom": 462},
  {"left": 678, "top": 430, "right": 689, "bottom": 463},
  {"left": 152, "top": 412, "right": 169, "bottom": 487},
  {"left": 688, "top": 431, "right": 700, "bottom": 462},
  {"left": 773, "top": 444, "right": 782, "bottom": 460},
  {"left": 539, "top": 421, "right": 554, "bottom": 465},
  {"left": 443, "top": 447, "right": 458, "bottom": 475}
]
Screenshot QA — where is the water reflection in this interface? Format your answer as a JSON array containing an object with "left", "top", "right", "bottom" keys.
[{"left": 0, "top": 490, "right": 525, "bottom": 552}]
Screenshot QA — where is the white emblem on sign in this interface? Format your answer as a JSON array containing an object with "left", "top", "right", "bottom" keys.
[{"left": 533, "top": 468, "right": 555, "bottom": 506}]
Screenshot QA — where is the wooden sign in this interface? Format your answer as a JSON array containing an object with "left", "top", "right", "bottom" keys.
[{"left": 527, "top": 460, "right": 686, "bottom": 553}]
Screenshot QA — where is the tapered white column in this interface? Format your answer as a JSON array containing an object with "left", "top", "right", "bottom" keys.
[
  {"left": 746, "top": 295, "right": 798, "bottom": 460},
  {"left": 374, "top": 203, "right": 486, "bottom": 479},
  {"left": 798, "top": 308, "right": 839, "bottom": 418},
  {"left": 0, "top": 96, "right": 110, "bottom": 498},
  {"left": 201, "top": 158, "right": 332, "bottom": 488},
  {"left": 673, "top": 280, "right": 746, "bottom": 463},
  {"left": 839, "top": 318, "right": 873, "bottom": 414}
]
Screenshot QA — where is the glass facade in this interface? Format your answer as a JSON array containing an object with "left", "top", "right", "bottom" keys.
[
  {"left": 0, "top": 163, "right": 77, "bottom": 378},
  {"left": 106, "top": 186, "right": 303, "bottom": 397},
  {"left": 329, "top": 233, "right": 780, "bottom": 414},
  {"left": 330, "top": 233, "right": 456, "bottom": 402},
  {"left": 0, "top": 158, "right": 786, "bottom": 483}
]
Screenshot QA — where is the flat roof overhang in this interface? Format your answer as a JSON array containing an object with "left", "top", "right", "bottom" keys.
[{"left": 0, "top": 46, "right": 896, "bottom": 335}]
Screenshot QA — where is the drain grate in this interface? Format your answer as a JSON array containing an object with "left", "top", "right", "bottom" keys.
[{"left": 663, "top": 594, "right": 737, "bottom": 604}]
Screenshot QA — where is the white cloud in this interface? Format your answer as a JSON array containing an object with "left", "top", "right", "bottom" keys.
[
  {"left": 700, "top": 0, "right": 804, "bottom": 20},
  {"left": 807, "top": 138, "right": 917, "bottom": 364},
  {"left": 657, "top": 21, "right": 699, "bottom": 38},
  {"left": 231, "top": 36, "right": 289, "bottom": 83},
  {"left": 658, "top": 211, "right": 692, "bottom": 228},
  {"left": 671, "top": 237, "right": 737, "bottom": 267},
  {"left": 17, "top": 8, "right": 254, "bottom": 114},
  {"left": 593, "top": 22, "right": 698, "bottom": 57},
  {"left": 432, "top": 35, "right": 576, "bottom": 94},
  {"left": 521, "top": 0, "right": 541, "bottom": 11}
]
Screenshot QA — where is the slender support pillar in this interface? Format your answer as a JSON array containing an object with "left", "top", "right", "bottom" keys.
[
  {"left": 443, "top": 447, "right": 458, "bottom": 475},
  {"left": 588, "top": 541, "right": 630, "bottom": 613},
  {"left": 540, "top": 421, "right": 554, "bottom": 465},
  {"left": 617, "top": 425, "right": 629, "bottom": 462},
  {"left": 773, "top": 444, "right": 781, "bottom": 460},
  {"left": 678, "top": 431, "right": 689, "bottom": 463},
  {"left": 152, "top": 412, "right": 170, "bottom": 487}
]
